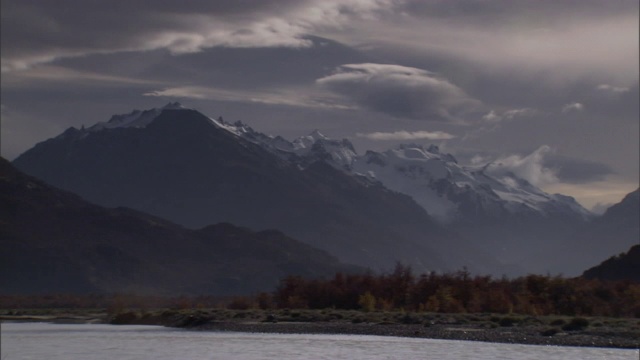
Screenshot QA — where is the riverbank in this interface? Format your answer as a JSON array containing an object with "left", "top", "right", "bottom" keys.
[{"left": 2, "top": 309, "right": 638, "bottom": 349}]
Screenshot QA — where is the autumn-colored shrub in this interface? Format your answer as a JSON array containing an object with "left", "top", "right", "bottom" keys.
[{"left": 270, "top": 265, "right": 640, "bottom": 317}]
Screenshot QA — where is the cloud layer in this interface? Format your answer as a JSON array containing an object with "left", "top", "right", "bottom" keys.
[
  {"left": 144, "top": 85, "right": 351, "bottom": 109},
  {"left": 356, "top": 130, "right": 455, "bottom": 141},
  {"left": 317, "top": 63, "right": 480, "bottom": 121},
  {"left": 349, "top": 1, "right": 639, "bottom": 87},
  {"left": 562, "top": 103, "right": 584, "bottom": 113},
  {"left": 482, "top": 108, "right": 536, "bottom": 123},
  {"left": 1, "top": 0, "right": 398, "bottom": 72}
]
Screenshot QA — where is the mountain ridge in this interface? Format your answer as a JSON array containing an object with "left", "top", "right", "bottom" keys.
[{"left": 0, "top": 157, "right": 360, "bottom": 295}]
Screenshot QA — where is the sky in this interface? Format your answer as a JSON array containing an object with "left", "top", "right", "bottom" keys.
[{"left": 1, "top": 0, "right": 638, "bottom": 211}]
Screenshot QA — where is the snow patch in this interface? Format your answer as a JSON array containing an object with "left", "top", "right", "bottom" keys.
[{"left": 88, "top": 102, "right": 189, "bottom": 132}]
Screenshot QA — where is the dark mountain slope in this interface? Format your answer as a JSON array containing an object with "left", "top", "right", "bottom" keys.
[
  {"left": 565, "top": 188, "right": 639, "bottom": 273},
  {"left": 13, "top": 107, "right": 492, "bottom": 273},
  {"left": 582, "top": 245, "right": 640, "bottom": 282},
  {"left": 0, "top": 158, "right": 359, "bottom": 295},
  {"left": 599, "top": 188, "right": 639, "bottom": 231}
]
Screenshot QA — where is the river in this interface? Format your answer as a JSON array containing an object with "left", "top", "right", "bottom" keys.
[{"left": 1, "top": 322, "right": 637, "bottom": 359}]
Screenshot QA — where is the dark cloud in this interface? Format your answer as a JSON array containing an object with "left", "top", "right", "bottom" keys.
[
  {"left": 402, "top": 0, "right": 638, "bottom": 20},
  {"left": 1, "top": 0, "right": 397, "bottom": 71},
  {"left": 5, "top": 0, "right": 368, "bottom": 55},
  {"left": 544, "top": 155, "right": 615, "bottom": 184},
  {"left": 317, "top": 63, "right": 481, "bottom": 122}
]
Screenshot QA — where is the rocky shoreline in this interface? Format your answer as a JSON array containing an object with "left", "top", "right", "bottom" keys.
[
  {"left": 184, "top": 319, "right": 639, "bottom": 349},
  {"left": 3, "top": 309, "right": 639, "bottom": 349},
  {"left": 164, "top": 309, "right": 640, "bottom": 349}
]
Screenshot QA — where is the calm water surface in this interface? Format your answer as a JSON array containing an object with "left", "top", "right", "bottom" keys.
[{"left": 1, "top": 322, "right": 638, "bottom": 360}]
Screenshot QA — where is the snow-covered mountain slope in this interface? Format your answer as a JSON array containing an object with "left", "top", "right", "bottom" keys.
[
  {"left": 290, "top": 130, "right": 358, "bottom": 170},
  {"left": 231, "top": 130, "right": 595, "bottom": 275},
  {"left": 350, "top": 144, "right": 591, "bottom": 223},
  {"left": 88, "top": 102, "right": 185, "bottom": 131},
  {"left": 353, "top": 145, "right": 462, "bottom": 221},
  {"left": 209, "top": 121, "right": 358, "bottom": 170}
]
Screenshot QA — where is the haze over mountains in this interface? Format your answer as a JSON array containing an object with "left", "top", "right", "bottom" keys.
[{"left": 12, "top": 104, "right": 639, "bottom": 277}]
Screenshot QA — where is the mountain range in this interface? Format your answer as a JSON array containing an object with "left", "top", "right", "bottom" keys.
[
  {"left": 13, "top": 104, "right": 490, "bottom": 275},
  {"left": 221, "top": 115, "right": 636, "bottom": 275},
  {"left": 12, "top": 103, "right": 639, "bottom": 276},
  {"left": 0, "top": 157, "right": 359, "bottom": 295}
]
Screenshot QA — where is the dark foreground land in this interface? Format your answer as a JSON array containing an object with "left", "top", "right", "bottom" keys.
[{"left": 2, "top": 308, "right": 639, "bottom": 349}]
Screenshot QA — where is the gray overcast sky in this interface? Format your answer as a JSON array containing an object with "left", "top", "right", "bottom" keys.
[{"left": 1, "top": 0, "right": 638, "bottom": 210}]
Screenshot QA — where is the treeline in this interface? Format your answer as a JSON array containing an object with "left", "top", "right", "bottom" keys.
[
  {"left": 2, "top": 265, "right": 638, "bottom": 318},
  {"left": 272, "top": 265, "right": 640, "bottom": 317}
]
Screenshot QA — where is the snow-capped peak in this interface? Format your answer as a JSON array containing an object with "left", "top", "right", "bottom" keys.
[
  {"left": 88, "top": 103, "right": 190, "bottom": 132},
  {"left": 208, "top": 116, "right": 246, "bottom": 137},
  {"left": 292, "top": 130, "right": 328, "bottom": 151},
  {"left": 162, "top": 102, "right": 186, "bottom": 110},
  {"left": 205, "top": 116, "right": 297, "bottom": 155},
  {"left": 289, "top": 130, "right": 357, "bottom": 169},
  {"left": 208, "top": 123, "right": 358, "bottom": 170},
  {"left": 391, "top": 144, "right": 458, "bottom": 163}
]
